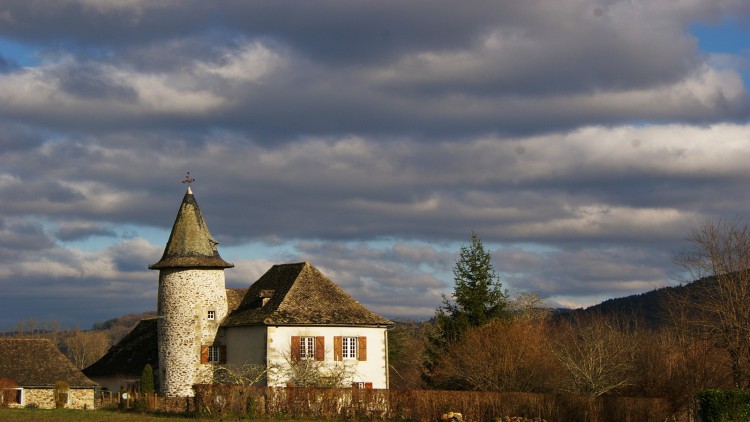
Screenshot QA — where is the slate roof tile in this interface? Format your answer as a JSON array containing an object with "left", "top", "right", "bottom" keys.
[{"left": 222, "top": 262, "right": 393, "bottom": 327}]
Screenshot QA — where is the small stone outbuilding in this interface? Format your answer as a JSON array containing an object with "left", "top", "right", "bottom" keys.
[{"left": 0, "top": 338, "right": 98, "bottom": 409}]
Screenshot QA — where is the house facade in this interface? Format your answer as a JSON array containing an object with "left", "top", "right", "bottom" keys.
[
  {"left": 0, "top": 338, "right": 97, "bottom": 409},
  {"left": 221, "top": 262, "right": 392, "bottom": 389},
  {"left": 85, "top": 186, "right": 392, "bottom": 397}
]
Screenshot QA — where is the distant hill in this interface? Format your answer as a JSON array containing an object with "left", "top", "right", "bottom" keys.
[
  {"left": 558, "top": 277, "right": 713, "bottom": 328},
  {"left": 92, "top": 311, "right": 157, "bottom": 344}
]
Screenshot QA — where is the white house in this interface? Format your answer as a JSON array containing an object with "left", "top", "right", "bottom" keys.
[
  {"left": 220, "top": 261, "right": 393, "bottom": 389},
  {"left": 85, "top": 186, "right": 393, "bottom": 397}
]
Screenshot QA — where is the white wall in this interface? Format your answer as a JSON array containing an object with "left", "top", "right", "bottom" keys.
[{"left": 265, "top": 326, "right": 388, "bottom": 389}]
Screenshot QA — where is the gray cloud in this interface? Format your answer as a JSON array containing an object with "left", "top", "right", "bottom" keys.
[
  {"left": 55, "top": 222, "right": 117, "bottom": 241},
  {"left": 0, "top": 0, "right": 748, "bottom": 327},
  {"left": 0, "top": 54, "right": 17, "bottom": 73},
  {"left": 0, "top": 1, "right": 746, "bottom": 138}
]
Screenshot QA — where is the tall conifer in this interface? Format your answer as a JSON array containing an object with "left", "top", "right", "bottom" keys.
[{"left": 423, "top": 231, "right": 508, "bottom": 387}]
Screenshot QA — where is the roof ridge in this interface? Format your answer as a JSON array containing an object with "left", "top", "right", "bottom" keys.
[{"left": 222, "top": 262, "right": 393, "bottom": 327}]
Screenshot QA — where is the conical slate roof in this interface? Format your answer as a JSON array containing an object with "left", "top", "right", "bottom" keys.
[
  {"left": 149, "top": 187, "right": 233, "bottom": 269},
  {"left": 222, "top": 262, "right": 393, "bottom": 327}
]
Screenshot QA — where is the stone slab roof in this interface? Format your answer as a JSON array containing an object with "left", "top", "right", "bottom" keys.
[
  {"left": 0, "top": 338, "right": 97, "bottom": 388},
  {"left": 226, "top": 287, "right": 249, "bottom": 312},
  {"left": 222, "top": 262, "right": 393, "bottom": 327},
  {"left": 149, "top": 188, "right": 233, "bottom": 270},
  {"left": 82, "top": 318, "right": 158, "bottom": 379}
]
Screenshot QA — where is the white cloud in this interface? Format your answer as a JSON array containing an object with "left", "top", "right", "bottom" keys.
[{"left": 198, "top": 42, "right": 286, "bottom": 83}]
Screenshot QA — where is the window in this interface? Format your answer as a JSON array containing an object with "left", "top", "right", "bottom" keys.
[
  {"left": 208, "top": 345, "right": 221, "bottom": 363},
  {"left": 334, "top": 336, "right": 366, "bottom": 361},
  {"left": 202, "top": 344, "right": 226, "bottom": 364},
  {"left": 207, "top": 310, "right": 215, "bottom": 320},
  {"left": 342, "top": 337, "right": 357, "bottom": 360},
  {"left": 291, "top": 336, "right": 324, "bottom": 361},
  {"left": 300, "top": 336, "right": 315, "bottom": 360}
]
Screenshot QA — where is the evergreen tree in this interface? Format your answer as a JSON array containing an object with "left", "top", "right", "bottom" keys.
[
  {"left": 442, "top": 231, "right": 508, "bottom": 338},
  {"left": 140, "top": 364, "right": 155, "bottom": 394},
  {"left": 423, "top": 231, "right": 508, "bottom": 388}
]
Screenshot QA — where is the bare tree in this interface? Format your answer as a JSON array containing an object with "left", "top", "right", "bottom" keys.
[
  {"left": 388, "top": 321, "right": 427, "bottom": 390},
  {"left": 213, "top": 363, "right": 271, "bottom": 385},
  {"left": 629, "top": 325, "right": 729, "bottom": 417},
  {"left": 431, "top": 305, "right": 558, "bottom": 393},
  {"left": 278, "top": 358, "right": 357, "bottom": 388},
  {"left": 674, "top": 219, "right": 750, "bottom": 387},
  {"left": 64, "top": 329, "right": 111, "bottom": 369},
  {"left": 552, "top": 313, "right": 636, "bottom": 396}
]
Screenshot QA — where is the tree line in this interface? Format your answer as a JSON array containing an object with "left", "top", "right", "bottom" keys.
[
  {"left": 389, "top": 223, "right": 750, "bottom": 417},
  {"left": 2, "top": 311, "right": 155, "bottom": 370}
]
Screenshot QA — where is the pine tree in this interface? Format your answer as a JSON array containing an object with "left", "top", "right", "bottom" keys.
[
  {"left": 423, "top": 231, "right": 508, "bottom": 387},
  {"left": 439, "top": 231, "right": 507, "bottom": 341}
]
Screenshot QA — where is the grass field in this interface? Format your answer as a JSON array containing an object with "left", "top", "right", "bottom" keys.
[
  {"left": 0, "top": 408, "right": 323, "bottom": 421},
  {"left": 0, "top": 408, "right": 268, "bottom": 421}
]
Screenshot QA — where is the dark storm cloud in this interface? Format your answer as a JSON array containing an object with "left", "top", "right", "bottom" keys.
[
  {"left": 0, "top": 122, "right": 45, "bottom": 152},
  {"left": 55, "top": 222, "right": 117, "bottom": 241},
  {"left": 0, "top": 1, "right": 747, "bottom": 138},
  {"left": 57, "top": 64, "right": 138, "bottom": 101},
  {"left": 0, "top": 236, "right": 158, "bottom": 328},
  {"left": 0, "top": 219, "right": 55, "bottom": 251}
]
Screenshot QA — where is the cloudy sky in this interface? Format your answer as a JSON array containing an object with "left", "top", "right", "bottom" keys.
[{"left": 1, "top": 0, "right": 749, "bottom": 330}]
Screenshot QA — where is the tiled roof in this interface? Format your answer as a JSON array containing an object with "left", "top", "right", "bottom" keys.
[
  {"left": 226, "top": 288, "right": 249, "bottom": 312},
  {"left": 222, "top": 262, "right": 393, "bottom": 327},
  {"left": 0, "top": 338, "right": 97, "bottom": 388},
  {"left": 149, "top": 188, "right": 233, "bottom": 270},
  {"left": 82, "top": 319, "right": 158, "bottom": 378}
]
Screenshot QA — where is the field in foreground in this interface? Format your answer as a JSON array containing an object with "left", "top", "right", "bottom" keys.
[
  {"left": 0, "top": 408, "right": 266, "bottom": 421},
  {"left": 0, "top": 409, "right": 328, "bottom": 421}
]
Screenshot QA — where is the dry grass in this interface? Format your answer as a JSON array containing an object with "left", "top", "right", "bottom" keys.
[
  {"left": 0, "top": 408, "right": 205, "bottom": 421},
  {"left": 0, "top": 408, "right": 326, "bottom": 421}
]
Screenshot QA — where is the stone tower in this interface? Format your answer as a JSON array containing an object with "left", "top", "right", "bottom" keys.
[{"left": 149, "top": 187, "right": 234, "bottom": 397}]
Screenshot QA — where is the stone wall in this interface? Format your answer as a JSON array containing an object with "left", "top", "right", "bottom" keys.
[
  {"left": 157, "top": 267, "right": 228, "bottom": 397},
  {"left": 17, "top": 388, "right": 94, "bottom": 409}
]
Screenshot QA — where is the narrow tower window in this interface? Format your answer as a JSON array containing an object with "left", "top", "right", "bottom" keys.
[{"left": 207, "top": 310, "right": 215, "bottom": 320}]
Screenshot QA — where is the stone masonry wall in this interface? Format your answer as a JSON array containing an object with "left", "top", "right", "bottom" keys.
[
  {"left": 18, "top": 388, "right": 94, "bottom": 409},
  {"left": 158, "top": 268, "right": 228, "bottom": 397}
]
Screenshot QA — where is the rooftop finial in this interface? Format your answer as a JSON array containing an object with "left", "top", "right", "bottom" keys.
[{"left": 182, "top": 172, "right": 195, "bottom": 193}]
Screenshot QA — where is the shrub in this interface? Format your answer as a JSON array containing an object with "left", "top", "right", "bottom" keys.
[
  {"left": 0, "top": 379, "right": 19, "bottom": 408},
  {"left": 698, "top": 389, "right": 750, "bottom": 422},
  {"left": 140, "top": 364, "right": 155, "bottom": 394},
  {"left": 53, "top": 380, "right": 70, "bottom": 409}
]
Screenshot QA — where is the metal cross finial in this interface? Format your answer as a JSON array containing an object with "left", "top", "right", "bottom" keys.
[{"left": 182, "top": 172, "right": 195, "bottom": 185}]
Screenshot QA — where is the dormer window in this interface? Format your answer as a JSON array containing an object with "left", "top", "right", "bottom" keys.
[
  {"left": 260, "top": 290, "right": 275, "bottom": 307},
  {"left": 207, "top": 310, "right": 215, "bottom": 320}
]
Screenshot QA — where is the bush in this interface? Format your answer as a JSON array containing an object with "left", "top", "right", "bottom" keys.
[
  {"left": 698, "top": 389, "right": 750, "bottom": 422},
  {"left": 140, "top": 364, "right": 155, "bottom": 394},
  {"left": 53, "top": 381, "right": 70, "bottom": 409},
  {"left": 0, "top": 379, "right": 18, "bottom": 408}
]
